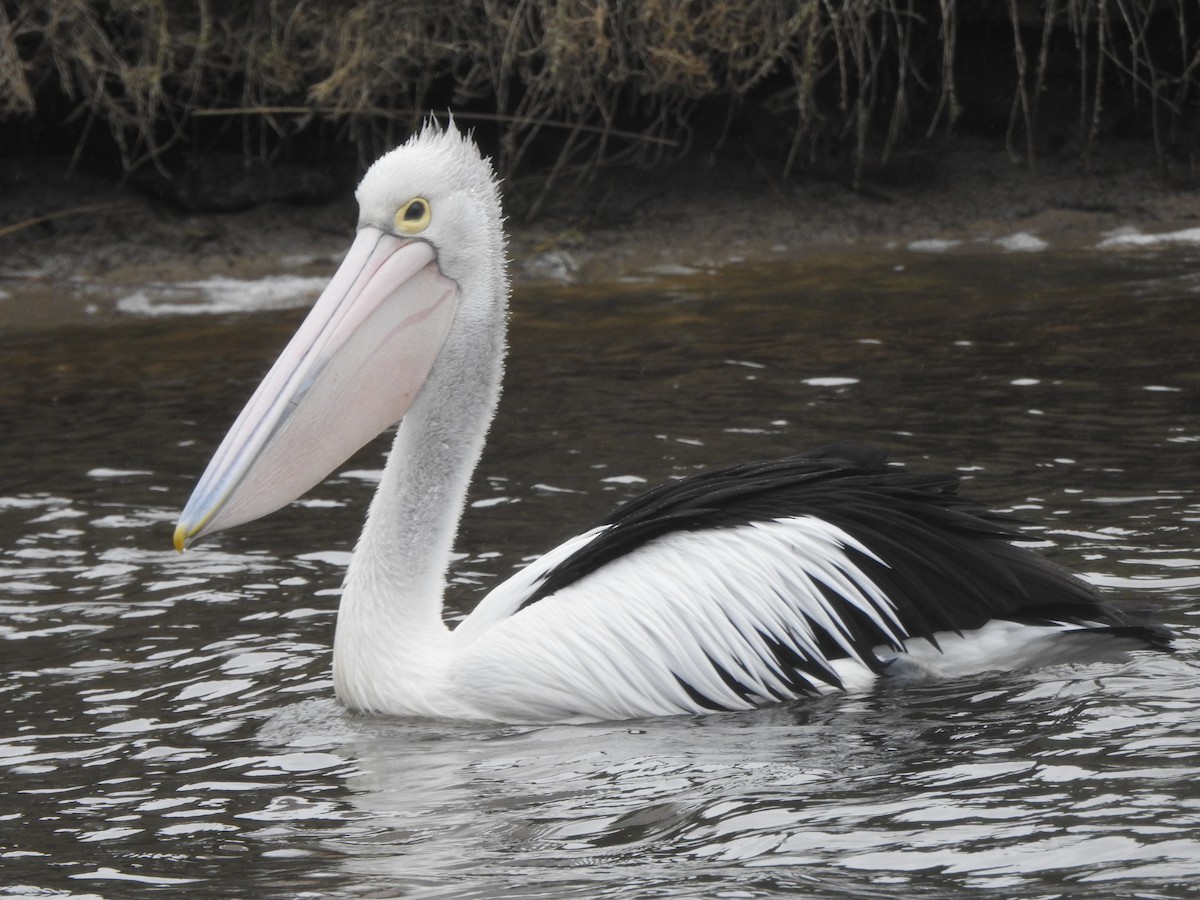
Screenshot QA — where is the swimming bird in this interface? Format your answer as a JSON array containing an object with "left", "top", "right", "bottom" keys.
[{"left": 174, "top": 121, "right": 1168, "bottom": 723}]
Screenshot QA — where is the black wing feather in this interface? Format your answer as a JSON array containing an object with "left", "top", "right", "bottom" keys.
[{"left": 519, "top": 444, "right": 1160, "bottom": 650}]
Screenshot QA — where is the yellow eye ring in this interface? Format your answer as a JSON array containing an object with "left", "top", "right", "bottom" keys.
[{"left": 395, "top": 197, "right": 432, "bottom": 234}]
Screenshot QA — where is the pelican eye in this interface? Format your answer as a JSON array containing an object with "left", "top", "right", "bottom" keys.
[{"left": 395, "top": 197, "right": 432, "bottom": 234}]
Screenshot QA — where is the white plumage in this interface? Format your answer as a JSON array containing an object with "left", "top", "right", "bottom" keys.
[{"left": 175, "top": 121, "right": 1167, "bottom": 723}]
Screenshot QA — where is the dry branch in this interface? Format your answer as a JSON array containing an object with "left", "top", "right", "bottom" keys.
[{"left": 3, "top": 0, "right": 1197, "bottom": 192}]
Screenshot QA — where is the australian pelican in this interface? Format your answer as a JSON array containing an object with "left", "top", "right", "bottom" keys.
[{"left": 175, "top": 122, "right": 1168, "bottom": 723}]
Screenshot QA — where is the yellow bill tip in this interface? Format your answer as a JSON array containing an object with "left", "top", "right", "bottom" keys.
[{"left": 173, "top": 523, "right": 188, "bottom": 553}]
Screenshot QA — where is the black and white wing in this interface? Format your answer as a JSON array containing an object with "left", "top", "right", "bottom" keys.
[{"left": 451, "top": 445, "right": 1166, "bottom": 722}]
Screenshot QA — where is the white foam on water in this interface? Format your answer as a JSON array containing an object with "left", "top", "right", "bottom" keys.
[
  {"left": 117, "top": 274, "right": 328, "bottom": 317},
  {"left": 1097, "top": 226, "right": 1200, "bottom": 249},
  {"left": 995, "top": 231, "right": 1049, "bottom": 252}
]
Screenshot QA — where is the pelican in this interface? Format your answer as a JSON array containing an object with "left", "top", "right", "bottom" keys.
[{"left": 174, "top": 121, "right": 1168, "bottom": 723}]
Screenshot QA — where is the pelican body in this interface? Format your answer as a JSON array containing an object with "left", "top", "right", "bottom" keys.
[{"left": 175, "top": 122, "right": 1168, "bottom": 723}]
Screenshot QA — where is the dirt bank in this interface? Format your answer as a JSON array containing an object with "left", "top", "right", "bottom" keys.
[{"left": 1, "top": 138, "right": 1198, "bottom": 331}]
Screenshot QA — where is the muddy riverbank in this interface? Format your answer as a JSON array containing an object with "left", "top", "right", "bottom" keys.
[{"left": 2, "top": 137, "right": 1198, "bottom": 331}]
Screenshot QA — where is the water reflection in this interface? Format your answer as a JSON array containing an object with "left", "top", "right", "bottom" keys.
[{"left": 1, "top": 246, "right": 1198, "bottom": 897}]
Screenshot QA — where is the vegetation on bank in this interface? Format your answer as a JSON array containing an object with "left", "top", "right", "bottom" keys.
[{"left": 3, "top": 1, "right": 1198, "bottom": 212}]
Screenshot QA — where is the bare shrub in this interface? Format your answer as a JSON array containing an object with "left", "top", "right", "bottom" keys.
[{"left": 4, "top": 1, "right": 1197, "bottom": 196}]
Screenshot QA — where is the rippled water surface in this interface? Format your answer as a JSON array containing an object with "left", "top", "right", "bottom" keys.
[{"left": 2, "top": 244, "right": 1199, "bottom": 898}]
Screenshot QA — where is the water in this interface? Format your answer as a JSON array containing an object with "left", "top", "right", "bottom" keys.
[{"left": 2, "top": 243, "right": 1199, "bottom": 898}]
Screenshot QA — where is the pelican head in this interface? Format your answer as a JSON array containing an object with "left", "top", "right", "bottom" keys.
[{"left": 175, "top": 121, "right": 507, "bottom": 549}]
